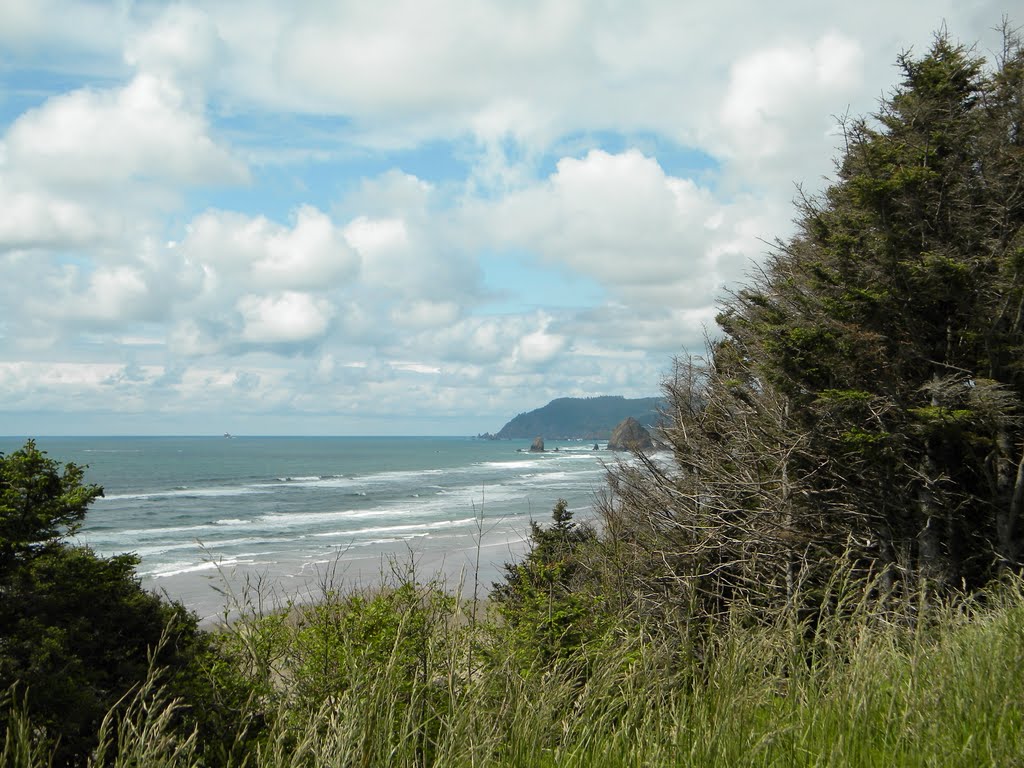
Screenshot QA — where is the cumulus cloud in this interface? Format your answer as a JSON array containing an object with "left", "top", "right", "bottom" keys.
[
  {"left": 183, "top": 206, "right": 359, "bottom": 293},
  {"left": 0, "top": 0, "right": 126, "bottom": 59},
  {"left": 341, "top": 214, "right": 474, "bottom": 301},
  {"left": 410, "top": 312, "right": 568, "bottom": 371},
  {"left": 237, "top": 291, "right": 333, "bottom": 345},
  {"left": 124, "top": 4, "right": 225, "bottom": 81},
  {"left": 0, "top": 0, "right": 1010, "bottom": 433},
  {"left": 0, "top": 53, "right": 249, "bottom": 272},
  {"left": 389, "top": 301, "right": 460, "bottom": 329},
  {"left": 485, "top": 149, "right": 722, "bottom": 295},
  {"left": 192, "top": 1, "right": 993, "bottom": 157},
  {"left": 72, "top": 266, "right": 152, "bottom": 323},
  {"left": 718, "top": 34, "right": 862, "bottom": 158},
  {"left": 4, "top": 73, "right": 247, "bottom": 190},
  {"left": 0, "top": 181, "right": 124, "bottom": 249},
  {"left": 164, "top": 207, "right": 365, "bottom": 353},
  {"left": 465, "top": 148, "right": 772, "bottom": 354},
  {"left": 709, "top": 32, "right": 865, "bottom": 186},
  {"left": 514, "top": 319, "right": 566, "bottom": 366}
]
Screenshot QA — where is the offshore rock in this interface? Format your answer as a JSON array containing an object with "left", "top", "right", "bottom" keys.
[
  {"left": 529, "top": 436, "right": 545, "bottom": 452},
  {"left": 607, "top": 417, "right": 653, "bottom": 451}
]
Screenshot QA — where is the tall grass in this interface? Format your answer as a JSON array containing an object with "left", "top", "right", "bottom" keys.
[{"left": 4, "top": 573, "right": 1023, "bottom": 767}]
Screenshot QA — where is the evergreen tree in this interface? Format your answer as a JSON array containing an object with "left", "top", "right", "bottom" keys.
[
  {"left": 0, "top": 441, "right": 217, "bottom": 766},
  {"left": 603, "top": 30, "right": 1024, "bottom": 615},
  {"left": 491, "top": 500, "right": 606, "bottom": 665}
]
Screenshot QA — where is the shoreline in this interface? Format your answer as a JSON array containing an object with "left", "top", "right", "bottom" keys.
[{"left": 145, "top": 531, "right": 532, "bottom": 625}]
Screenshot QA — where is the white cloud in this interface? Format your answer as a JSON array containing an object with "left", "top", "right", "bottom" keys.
[
  {"left": 0, "top": 0, "right": 1011, "bottom": 433},
  {"left": 390, "top": 301, "right": 460, "bottom": 329},
  {"left": 124, "top": 5, "right": 225, "bottom": 82},
  {"left": 719, "top": 34, "right": 862, "bottom": 158},
  {"left": 570, "top": 304, "right": 719, "bottom": 353},
  {"left": 514, "top": 321, "right": 566, "bottom": 366},
  {"left": 259, "top": 1, "right": 581, "bottom": 136},
  {"left": 413, "top": 312, "right": 569, "bottom": 370},
  {"left": 5, "top": 73, "right": 247, "bottom": 190},
  {"left": 0, "top": 181, "right": 123, "bottom": 249},
  {"left": 0, "top": 0, "right": 126, "bottom": 59},
  {"left": 184, "top": 206, "right": 359, "bottom": 292},
  {"left": 342, "top": 212, "right": 478, "bottom": 302},
  {"left": 711, "top": 33, "right": 864, "bottom": 183},
  {"left": 478, "top": 149, "right": 763, "bottom": 308},
  {"left": 0, "top": 360, "right": 162, "bottom": 412},
  {"left": 76, "top": 266, "right": 151, "bottom": 322},
  {"left": 194, "top": 1, "right": 996, "bottom": 157},
  {"left": 237, "top": 291, "right": 333, "bottom": 345},
  {"left": 168, "top": 319, "right": 223, "bottom": 357}
]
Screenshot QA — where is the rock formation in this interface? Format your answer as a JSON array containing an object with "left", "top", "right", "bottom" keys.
[
  {"left": 529, "top": 436, "right": 545, "bottom": 452},
  {"left": 607, "top": 417, "right": 653, "bottom": 451}
]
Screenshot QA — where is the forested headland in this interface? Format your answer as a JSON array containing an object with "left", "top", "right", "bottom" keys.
[
  {"left": 3, "top": 28, "right": 1024, "bottom": 766},
  {"left": 486, "top": 395, "right": 663, "bottom": 439}
]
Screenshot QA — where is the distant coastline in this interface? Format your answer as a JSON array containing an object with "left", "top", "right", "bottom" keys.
[{"left": 482, "top": 395, "right": 663, "bottom": 440}]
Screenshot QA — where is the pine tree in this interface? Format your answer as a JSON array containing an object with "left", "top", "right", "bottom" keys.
[
  {"left": 603, "top": 29, "right": 1024, "bottom": 615},
  {"left": 491, "top": 499, "right": 605, "bottom": 664}
]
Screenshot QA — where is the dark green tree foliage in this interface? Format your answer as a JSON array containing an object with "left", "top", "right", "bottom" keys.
[
  {"left": 603, "top": 31, "right": 1024, "bottom": 614},
  {"left": 0, "top": 441, "right": 212, "bottom": 766},
  {"left": 0, "top": 439, "right": 101, "bottom": 567},
  {"left": 492, "top": 500, "right": 607, "bottom": 664}
]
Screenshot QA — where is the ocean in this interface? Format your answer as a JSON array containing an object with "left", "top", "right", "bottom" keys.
[{"left": 0, "top": 436, "right": 614, "bottom": 621}]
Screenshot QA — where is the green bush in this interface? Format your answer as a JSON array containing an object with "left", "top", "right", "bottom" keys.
[
  {"left": 0, "top": 441, "right": 231, "bottom": 766},
  {"left": 491, "top": 499, "right": 613, "bottom": 669}
]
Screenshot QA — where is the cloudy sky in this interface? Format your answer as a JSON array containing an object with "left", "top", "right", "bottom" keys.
[{"left": 0, "top": 1, "right": 1011, "bottom": 436}]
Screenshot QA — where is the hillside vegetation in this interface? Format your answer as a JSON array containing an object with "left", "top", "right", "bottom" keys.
[{"left": 3, "top": 28, "right": 1024, "bottom": 766}]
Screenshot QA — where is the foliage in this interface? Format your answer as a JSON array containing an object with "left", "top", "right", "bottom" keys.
[
  {"left": 598, "top": 28, "right": 1024, "bottom": 621},
  {"left": 286, "top": 582, "right": 456, "bottom": 715},
  {"left": 205, "top": 577, "right": 463, "bottom": 765},
  {"left": 491, "top": 499, "right": 612, "bottom": 667},
  {"left": 0, "top": 439, "right": 101, "bottom": 568},
  {"left": 7, "top": 568, "right": 1024, "bottom": 767},
  {"left": 0, "top": 441, "right": 228, "bottom": 767}
]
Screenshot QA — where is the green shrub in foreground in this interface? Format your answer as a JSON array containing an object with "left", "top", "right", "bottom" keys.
[
  {"left": 4, "top": 571, "right": 1024, "bottom": 766},
  {"left": 0, "top": 441, "right": 227, "bottom": 766}
]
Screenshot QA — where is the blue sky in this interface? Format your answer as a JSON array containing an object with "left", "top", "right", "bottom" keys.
[{"left": 0, "top": 0, "right": 1011, "bottom": 435}]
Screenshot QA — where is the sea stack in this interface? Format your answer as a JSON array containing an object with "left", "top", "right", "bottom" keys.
[
  {"left": 529, "top": 436, "right": 545, "bottom": 452},
  {"left": 607, "top": 417, "right": 654, "bottom": 451}
]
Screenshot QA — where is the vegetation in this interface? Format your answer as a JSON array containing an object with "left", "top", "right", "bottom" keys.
[
  {"left": 5, "top": 556, "right": 1024, "bottom": 766},
  {"left": 597, "top": 26, "right": 1024, "bottom": 621},
  {"left": 4, "top": 27, "right": 1024, "bottom": 766},
  {"left": 491, "top": 500, "right": 613, "bottom": 667},
  {"left": 0, "top": 441, "right": 246, "bottom": 766}
]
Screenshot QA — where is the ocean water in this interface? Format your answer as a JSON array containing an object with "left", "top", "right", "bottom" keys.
[{"left": 0, "top": 436, "right": 614, "bottom": 620}]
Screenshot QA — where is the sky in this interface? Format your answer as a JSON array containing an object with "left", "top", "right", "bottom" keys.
[{"left": 0, "top": 1, "right": 1012, "bottom": 436}]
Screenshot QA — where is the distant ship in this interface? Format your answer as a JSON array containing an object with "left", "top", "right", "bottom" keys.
[{"left": 223, "top": 432, "right": 233, "bottom": 439}]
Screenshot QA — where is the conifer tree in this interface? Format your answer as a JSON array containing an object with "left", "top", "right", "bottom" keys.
[{"left": 603, "top": 29, "right": 1024, "bottom": 614}]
